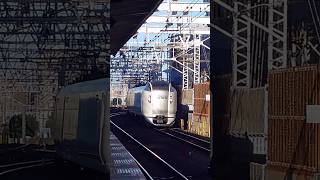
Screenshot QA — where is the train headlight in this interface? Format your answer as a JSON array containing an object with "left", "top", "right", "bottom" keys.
[
  {"left": 170, "top": 87, "right": 174, "bottom": 92},
  {"left": 169, "top": 95, "right": 173, "bottom": 104},
  {"left": 148, "top": 95, "right": 151, "bottom": 103}
]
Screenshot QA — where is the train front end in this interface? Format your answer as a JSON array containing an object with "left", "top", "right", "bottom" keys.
[{"left": 142, "top": 81, "right": 177, "bottom": 127}]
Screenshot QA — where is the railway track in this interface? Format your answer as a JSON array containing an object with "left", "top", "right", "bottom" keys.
[
  {"left": 110, "top": 111, "right": 210, "bottom": 152},
  {"left": 110, "top": 112, "right": 212, "bottom": 180},
  {"left": 0, "top": 144, "right": 31, "bottom": 154},
  {"left": 154, "top": 128, "right": 210, "bottom": 152},
  {"left": 111, "top": 120, "right": 189, "bottom": 180},
  {"left": 0, "top": 159, "right": 55, "bottom": 176},
  {"left": 0, "top": 143, "right": 56, "bottom": 165}
]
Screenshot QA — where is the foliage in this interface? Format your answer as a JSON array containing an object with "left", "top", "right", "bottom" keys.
[
  {"left": 45, "top": 113, "right": 55, "bottom": 130},
  {"left": 9, "top": 114, "right": 39, "bottom": 138}
]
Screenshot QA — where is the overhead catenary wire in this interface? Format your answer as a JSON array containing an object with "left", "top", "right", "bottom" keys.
[
  {"left": 130, "top": 0, "right": 210, "bottom": 61},
  {"left": 307, "top": 0, "right": 320, "bottom": 45},
  {"left": 160, "top": 5, "right": 210, "bottom": 43},
  {"left": 117, "top": 0, "right": 211, "bottom": 84},
  {"left": 311, "top": 0, "right": 320, "bottom": 43},
  {"left": 129, "top": 10, "right": 210, "bottom": 67},
  {"left": 311, "top": 0, "right": 320, "bottom": 29},
  {"left": 149, "top": 6, "right": 210, "bottom": 77},
  {"left": 143, "top": 0, "right": 206, "bottom": 47}
]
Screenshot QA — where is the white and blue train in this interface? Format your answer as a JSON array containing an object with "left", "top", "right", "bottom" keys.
[
  {"left": 126, "top": 81, "right": 177, "bottom": 127},
  {"left": 53, "top": 78, "right": 110, "bottom": 175}
]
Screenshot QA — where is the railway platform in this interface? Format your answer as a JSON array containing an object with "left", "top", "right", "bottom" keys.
[{"left": 110, "top": 132, "right": 146, "bottom": 180}]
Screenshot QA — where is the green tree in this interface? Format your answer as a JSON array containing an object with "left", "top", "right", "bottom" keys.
[
  {"left": 9, "top": 114, "right": 39, "bottom": 138},
  {"left": 46, "top": 113, "right": 54, "bottom": 129}
]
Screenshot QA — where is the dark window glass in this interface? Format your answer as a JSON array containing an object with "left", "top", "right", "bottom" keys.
[
  {"left": 112, "top": 98, "right": 117, "bottom": 105},
  {"left": 118, "top": 98, "right": 122, "bottom": 105},
  {"left": 151, "top": 81, "right": 169, "bottom": 90},
  {"left": 145, "top": 83, "right": 151, "bottom": 91}
]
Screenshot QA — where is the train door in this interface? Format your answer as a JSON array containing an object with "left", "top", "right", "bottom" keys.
[
  {"left": 142, "top": 83, "right": 152, "bottom": 117},
  {"left": 54, "top": 96, "right": 65, "bottom": 143},
  {"left": 100, "top": 92, "right": 110, "bottom": 174},
  {"left": 77, "top": 93, "right": 101, "bottom": 159},
  {"left": 62, "top": 95, "right": 79, "bottom": 142},
  {"left": 134, "top": 92, "right": 142, "bottom": 114}
]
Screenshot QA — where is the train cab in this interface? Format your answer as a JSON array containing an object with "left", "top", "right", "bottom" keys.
[{"left": 127, "top": 81, "right": 177, "bottom": 127}]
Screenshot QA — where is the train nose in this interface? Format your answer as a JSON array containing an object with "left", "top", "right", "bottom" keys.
[
  {"left": 152, "top": 92, "right": 168, "bottom": 115},
  {"left": 152, "top": 115, "right": 168, "bottom": 124}
]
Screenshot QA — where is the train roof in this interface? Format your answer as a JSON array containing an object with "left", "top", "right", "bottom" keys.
[
  {"left": 150, "top": 81, "right": 169, "bottom": 89},
  {"left": 128, "top": 81, "right": 171, "bottom": 91},
  {"left": 58, "top": 78, "right": 109, "bottom": 96},
  {"left": 128, "top": 85, "right": 146, "bottom": 92}
]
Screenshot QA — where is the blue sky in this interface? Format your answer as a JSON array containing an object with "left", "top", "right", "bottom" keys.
[
  {"left": 111, "top": 0, "right": 210, "bottom": 84},
  {"left": 127, "top": 0, "right": 209, "bottom": 45}
]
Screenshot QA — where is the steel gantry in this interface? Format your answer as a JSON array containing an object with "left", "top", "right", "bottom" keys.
[
  {"left": 212, "top": 0, "right": 287, "bottom": 88},
  {"left": 193, "top": 34, "right": 201, "bottom": 84},
  {"left": 233, "top": 1, "right": 251, "bottom": 88},
  {"left": 111, "top": 0, "right": 210, "bottom": 90},
  {"left": 0, "top": 0, "right": 109, "bottom": 142},
  {"left": 268, "top": 0, "right": 287, "bottom": 69}
]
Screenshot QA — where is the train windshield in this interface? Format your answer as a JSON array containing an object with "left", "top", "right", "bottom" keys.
[{"left": 151, "top": 81, "right": 169, "bottom": 90}]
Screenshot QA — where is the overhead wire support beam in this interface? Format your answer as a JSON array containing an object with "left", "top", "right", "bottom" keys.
[
  {"left": 157, "top": 2, "right": 210, "bottom": 12},
  {"left": 194, "top": 34, "right": 201, "bottom": 84},
  {"left": 213, "top": 0, "right": 288, "bottom": 88},
  {"left": 232, "top": 1, "right": 251, "bottom": 88},
  {"left": 169, "top": 65, "right": 183, "bottom": 74},
  {"left": 0, "top": 0, "right": 110, "bottom": 132},
  {"left": 213, "top": 0, "right": 283, "bottom": 40},
  {"left": 268, "top": 0, "right": 287, "bottom": 69},
  {"left": 208, "top": 23, "right": 233, "bottom": 38},
  {"left": 112, "top": 0, "right": 210, "bottom": 86},
  {"left": 182, "top": 50, "right": 189, "bottom": 89},
  {"left": 137, "top": 27, "right": 210, "bottom": 35},
  {"left": 309, "top": 42, "right": 320, "bottom": 57},
  {"left": 146, "top": 16, "right": 210, "bottom": 24}
]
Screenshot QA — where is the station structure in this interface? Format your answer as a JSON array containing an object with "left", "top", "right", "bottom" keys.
[
  {"left": 211, "top": 0, "right": 320, "bottom": 179},
  {"left": 110, "top": 0, "right": 210, "bottom": 106},
  {"left": 0, "top": 1, "right": 110, "bottom": 143}
]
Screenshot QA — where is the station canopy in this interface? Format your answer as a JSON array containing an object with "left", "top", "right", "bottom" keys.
[{"left": 110, "top": 0, "right": 163, "bottom": 55}]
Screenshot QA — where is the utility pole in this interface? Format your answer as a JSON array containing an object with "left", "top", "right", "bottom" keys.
[{"left": 22, "top": 109, "right": 26, "bottom": 144}]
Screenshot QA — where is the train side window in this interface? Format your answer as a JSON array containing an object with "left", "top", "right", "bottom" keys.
[
  {"left": 145, "top": 83, "right": 151, "bottom": 91},
  {"left": 151, "top": 81, "right": 169, "bottom": 90}
]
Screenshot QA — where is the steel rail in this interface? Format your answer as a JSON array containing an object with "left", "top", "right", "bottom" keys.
[
  {"left": 170, "top": 128, "right": 210, "bottom": 144},
  {"left": 125, "top": 146, "right": 154, "bottom": 180},
  {"left": 110, "top": 120, "right": 189, "bottom": 180},
  {"left": 154, "top": 128, "right": 210, "bottom": 152},
  {"left": 0, "top": 160, "right": 50, "bottom": 169},
  {"left": 0, "top": 159, "right": 54, "bottom": 176}
]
